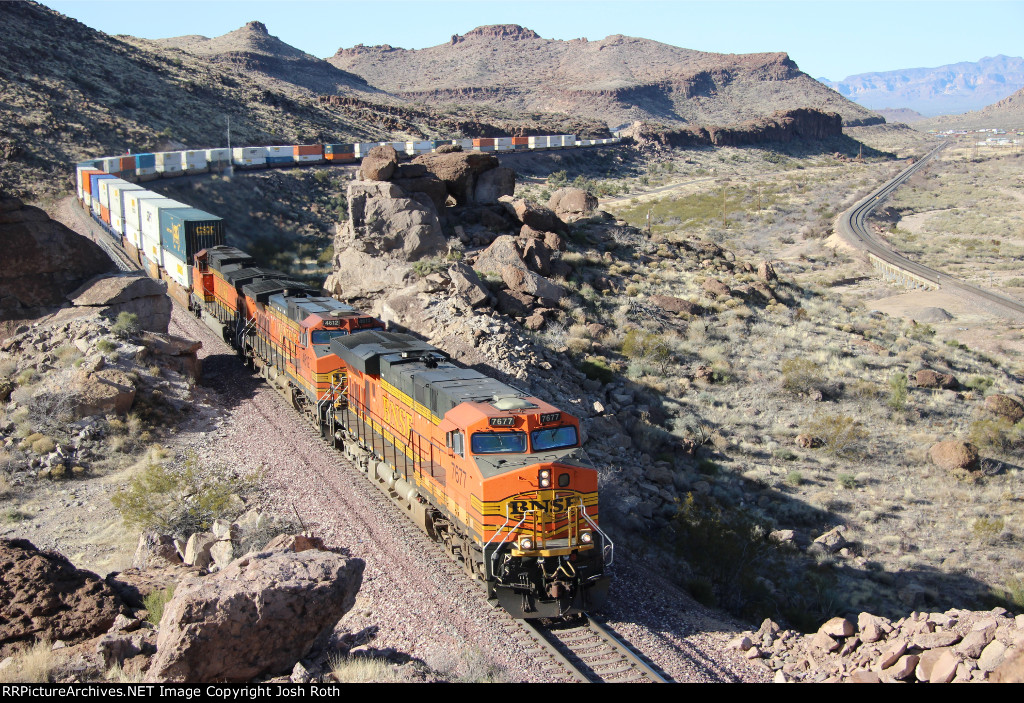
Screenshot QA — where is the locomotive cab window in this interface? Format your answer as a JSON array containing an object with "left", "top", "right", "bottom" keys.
[
  {"left": 311, "top": 329, "right": 348, "bottom": 345},
  {"left": 531, "top": 426, "right": 579, "bottom": 451},
  {"left": 471, "top": 431, "right": 527, "bottom": 454}
]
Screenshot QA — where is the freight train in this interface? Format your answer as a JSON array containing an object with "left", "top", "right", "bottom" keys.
[{"left": 74, "top": 140, "right": 613, "bottom": 619}]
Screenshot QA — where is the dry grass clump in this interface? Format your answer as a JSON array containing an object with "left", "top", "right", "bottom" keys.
[
  {"left": 0, "top": 639, "right": 56, "bottom": 683},
  {"left": 329, "top": 655, "right": 406, "bottom": 683}
]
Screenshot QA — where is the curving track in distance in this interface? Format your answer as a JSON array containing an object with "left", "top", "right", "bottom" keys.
[{"left": 837, "top": 140, "right": 1024, "bottom": 322}]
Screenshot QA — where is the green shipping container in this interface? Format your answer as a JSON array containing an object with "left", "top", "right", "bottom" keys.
[{"left": 159, "top": 208, "right": 225, "bottom": 263}]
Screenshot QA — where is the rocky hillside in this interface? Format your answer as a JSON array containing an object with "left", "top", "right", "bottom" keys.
[
  {"left": 328, "top": 25, "right": 883, "bottom": 128},
  {"left": 917, "top": 84, "right": 1024, "bottom": 131},
  {"left": 148, "top": 21, "right": 377, "bottom": 96},
  {"left": 823, "top": 55, "right": 1024, "bottom": 116}
]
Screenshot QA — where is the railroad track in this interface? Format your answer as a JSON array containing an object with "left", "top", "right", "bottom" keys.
[
  {"left": 509, "top": 615, "right": 669, "bottom": 683},
  {"left": 837, "top": 140, "right": 1024, "bottom": 322}
]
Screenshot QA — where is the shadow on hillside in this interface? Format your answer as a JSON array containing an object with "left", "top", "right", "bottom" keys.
[{"left": 195, "top": 351, "right": 262, "bottom": 404}]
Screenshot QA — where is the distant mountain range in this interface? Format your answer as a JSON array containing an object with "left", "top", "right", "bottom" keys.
[
  {"left": 822, "top": 55, "right": 1024, "bottom": 116},
  {"left": 917, "top": 84, "right": 1024, "bottom": 131}
]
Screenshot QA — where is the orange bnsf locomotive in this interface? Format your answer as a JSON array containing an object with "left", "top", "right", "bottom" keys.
[{"left": 193, "top": 246, "right": 612, "bottom": 618}]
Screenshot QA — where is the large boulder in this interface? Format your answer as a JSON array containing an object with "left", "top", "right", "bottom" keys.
[
  {"left": 929, "top": 440, "right": 980, "bottom": 472},
  {"left": 916, "top": 368, "right": 959, "bottom": 390},
  {"left": 649, "top": 294, "right": 704, "bottom": 316},
  {"left": 412, "top": 151, "right": 500, "bottom": 205},
  {"left": 474, "top": 167, "right": 516, "bottom": 204},
  {"left": 473, "top": 235, "right": 526, "bottom": 276},
  {"left": 0, "top": 538, "right": 125, "bottom": 654},
  {"left": 28, "top": 366, "right": 137, "bottom": 422},
  {"left": 500, "top": 197, "right": 563, "bottom": 233},
  {"left": 359, "top": 144, "right": 398, "bottom": 181},
  {"left": 473, "top": 235, "right": 565, "bottom": 304},
  {"left": 984, "top": 394, "right": 1024, "bottom": 423},
  {"left": 548, "top": 187, "right": 598, "bottom": 220},
  {"left": 0, "top": 194, "right": 116, "bottom": 324},
  {"left": 448, "top": 263, "right": 490, "bottom": 308},
  {"left": 138, "top": 331, "right": 202, "bottom": 379},
  {"left": 145, "top": 544, "right": 364, "bottom": 683},
  {"left": 392, "top": 174, "right": 448, "bottom": 212}
]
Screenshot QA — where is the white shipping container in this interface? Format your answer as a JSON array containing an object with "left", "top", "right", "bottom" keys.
[
  {"left": 155, "top": 152, "right": 183, "bottom": 175},
  {"left": 265, "top": 146, "right": 292, "bottom": 157},
  {"left": 295, "top": 154, "right": 322, "bottom": 162},
  {"left": 162, "top": 249, "right": 190, "bottom": 289},
  {"left": 454, "top": 139, "right": 474, "bottom": 149},
  {"left": 494, "top": 144, "right": 512, "bottom": 151},
  {"left": 232, "top": 147, "right": 266, "bottom": 165},
  {"left": 181, "top": 150, "right": 208, "bottom": 173},
  {"left": 140, "top": 198, "right": 189, "bottom": 267},
  {"left": 125, "top": 192, "right": 167, "bottom": 250},
  {"left": 206, "top": 148, "right": 230, "bottom": 163},
  {"left": 108, "top": 183, "right": 145, "bottom": 237},
  {"left": 562, "top": 135, "right": 577, "bottom": 147},
  {"left": 494, "top": 137, "right": 513, "bottom": 146},
  {"left": 101, "top": 157, "right": 120, "bottom": 173}
]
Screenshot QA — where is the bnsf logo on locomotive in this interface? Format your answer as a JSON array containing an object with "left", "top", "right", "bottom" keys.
[{"left": 508, "top": 497, "right": 573, "bottom": 515}]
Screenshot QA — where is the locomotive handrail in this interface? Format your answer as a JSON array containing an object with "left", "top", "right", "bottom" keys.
[
  {"left": 579, "top": 500, "right": 613, "bottom": 568},
  {"left": 487, "top": 512, "right": 528, "bottom": 573}
]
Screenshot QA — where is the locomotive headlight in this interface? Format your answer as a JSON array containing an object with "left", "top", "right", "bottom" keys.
[
  {"left": 539, "top": 469, "right": 551, "bottom": 488},
  {"left": 540, "top": 476, "right": 551, "bottom": 487},
  {"left": 519, "top": 538, "right": 534, "bottom": 551},
  {"left": 580, "top": 532, "right": 593, "bottom": 544}
]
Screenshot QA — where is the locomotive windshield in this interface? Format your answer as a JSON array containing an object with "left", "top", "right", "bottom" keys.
[
  {"left": 471, "top": 431, "right": 527, "bottom": 454},
  {"left": 531, "top": 426, "right": 579, "bottom": 451},
  {"left": 311, "top": 329, "right": 349, "bottom": 345}
]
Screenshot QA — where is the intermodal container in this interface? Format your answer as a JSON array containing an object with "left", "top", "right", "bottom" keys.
[
  {"left": 494, "top": 137, "right": 513, "bottom": 147},
  {"left": 205, "top": 148, "right": 230, "bottom": 165},
  {"left": 140, "top": 198, "right": 190, "bottom": 266},
  {"left": 89, "top": 174, "right": 117, "bottom": 216},
  {"left": 325, "top": 152, "right": 355, "bottom": 162},
  {"left": 158, "top": 207, "right": 225, "bottom": 264},
  {"left": 295, "top": 144, "right": 322, "bottom": 156},
  {"left": 77, "top": 167, "right": 100, "bottom": 200},
  {"left": 182, "top": 150, "right": 209, "bottom": 174},
  {"left": 454, "top": 139, "right": 474, "bottom": 150},
  {"left": 562, "top": 135, "right": 577, "bottom": 147},
  {"left": 135, "top": 153, "right": 156, "bottom": 169},
  {"left": 118, "top": 156, "right": 136, "bottom": 175},
  {"left": 101, "top": 157, "right": 120, "bottom": 174},
  {"left": 512, "top": 136, "right": 529, "bottom": 146},
  {"left": 154, "top": 152, "right": 183, "bottom": 177},
  {"left": 473, "top": 138, "right": 495, "bottom": 148},
  {"left": 264, "top": 146, "right": 293, "bottom": 162},
  {"left": 162, "top": 248, "right": 191, "bottom": 289},
  {"left": 324, "top": 143, "right": 354, "bottom": 154},
  {"left": 108, "top": 182, "right": 145, "bottom": 237},
  {"left": 232, "top": 147, "right": 267, "bottom": 168},
  {"left": 125, "top": 191, "right": 167, "bottom": 250},
  {"left": 98, "top": 178, "right": 127, "bottom": 224}
]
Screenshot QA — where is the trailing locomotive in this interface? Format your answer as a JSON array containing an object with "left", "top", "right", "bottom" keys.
[{"left": 192, "top": 245, "right": 612, "bottom": 618}]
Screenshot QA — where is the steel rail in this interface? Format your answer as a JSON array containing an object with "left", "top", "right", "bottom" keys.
[{"left": 837, "top": 141, "right": 1024, "bottom": 321}]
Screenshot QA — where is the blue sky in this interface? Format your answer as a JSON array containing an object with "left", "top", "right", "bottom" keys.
[{"left": 42, "top": 0, "right": 1023, "bottom": 81}]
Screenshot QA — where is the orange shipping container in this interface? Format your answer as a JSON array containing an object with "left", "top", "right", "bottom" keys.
[
  {"left": 80, "top": 169, "right": 102, "bottom": 195},
  {"left": 294, "top": 144, "right": 322, "bottom": 156},
  {"left": 119, "top": 156, "right": 134, "bottom": 171},
  {"left": 512, "top": 136, "right": 528, "bottom": 145},
  {"left": 473, "top": 138, "right": 495, "bottom": 147},
  {"left": 325, "top": 153, "right": 355, "bottom": 162},
  {"left": 100, "top": 205, "right": 110, "bottom": 223}
]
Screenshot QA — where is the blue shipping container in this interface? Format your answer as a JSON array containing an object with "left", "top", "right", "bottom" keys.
[
  {"left": 135, "top": 153, "right": 156, "bottom": 169},
  {"left": 265, "top": 156, "right": 294, "bottom": 164},
  {"left": 159, "top": 208, "right": 225, "bottom": 263},
  {"left": 89, "top": 173, "right": 117, "bottom": 198}
]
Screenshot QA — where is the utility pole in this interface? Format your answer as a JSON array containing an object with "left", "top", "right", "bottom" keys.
[{"left": 226, "top": 115, "right": 233, "bottom": 177}]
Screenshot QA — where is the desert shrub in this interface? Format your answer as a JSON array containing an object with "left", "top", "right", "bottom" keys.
[
  {"left": 785, "top": 471, "right": 804, "bottom": 487},
  {"left": 906, "top": 323, "right": 935, "bottom": 341},
  {"left": 15, "top": 368, "right": 36, "bottom": 386},
  {"left": 330, "top": 655, "right": 405, "bottom": 683},
  {"left": 806, "top": 412, "right": 868, "bottom": 458},
  {"left": 847, "top": 379, "right": 879, "bottom": 401},
  {"left": 621, "top": 329, "right": 670, "bottom": 372},
  {"left": 887, "top": 372, "right": 908, "bottom": 410},
  {"left": 837, "top": 473, "right": 857, "bottom": 489},
  {"left": 964, "top": 375, "right": 995, "bottom": 394},
  {"left": 991, "top": 577, "right": 1024, "bottom": 611},
  {"left": 96, "top": 339, "right": 117, "bottom": 354},
  {"left": 972, "top": 516, "right": 1005, "bottom": 544},
  {"left": 31, "top": 436, "right": 55, "bottom": 455},
  {"left": 111, "top": 451, "right": 258, "bottom": 537},
  {"left": 579, "top": 357, "right": 614, "bottom": 384},
  {"left": 780, "top": 357, "right": 826, "bottom": 396},
  {"left": 969, "top": 418, "right": 1024, "bottom": 453},
  {"left": 111, "top": 312, "right": 140, "bottom": 339},
  {"left": 55, "top": 345, "right": 82, "bottom": 366},
  {"left": 143, "top": 586, "right": 174, "bottom": 626}
]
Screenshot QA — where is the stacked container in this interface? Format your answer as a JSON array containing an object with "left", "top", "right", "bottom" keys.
[
  {"left": 159, "top": 208, "right": 225, "bottom": 288},
  {"left": 494, "top": 137, "right": 513, "bottom": 152},
  {"left": 97, "top": 177, "right": 127, "bottom": 225},
  {"left": 155, "top": 152, "right": 183, "bottom": 177},
  {"left": 135, "top": 153, "right": 158, "bottom": 181},
  {"left": 324, "top": 144, "right": 355, "bottom": 162},
  {"left": 88, "top": 173, "right": 117, "bottom": 217},
  {"left": 76, "top": 163, "right": 100, "bottom": 201},
  {"left": 205, "top": 148, "right": 231, "bottom": 171},
  {"left": 453, "top": 138, "right": 474, "bottom": 150},
  {"left": 527, "top": 136, "right": 549, "bottom": 149},
  {"left": 265, "top": 146, "right": 294, "bottom": 166},
  {"left": 294, "top": 145, "right": 324, "bottom": 163},
  {"left": 140, "top": 197, "right": 190, "bottom": 270},
  {"left": 404, "top": 141, "right": 434, "bottom": 157},
  {"left": 353, "top": 143, "right": 378, "bottom": 158},
  {"left": 512, "top": 136, "right": 529, "bottom": 150},
  {"left": 124, "top": 191, "right": 168, "bottom": 253},
  {"left": 232, "top": 147, "right": 266, "bottom": 168},
  {"left": 107, "top": 182, "right": 145, "bottom": 240},
  {"left": 182, "top": 150, "right": 209, "bottom": 175}
]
